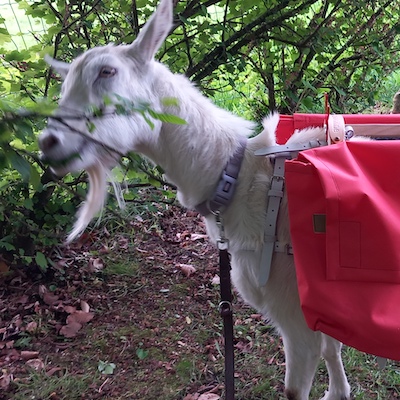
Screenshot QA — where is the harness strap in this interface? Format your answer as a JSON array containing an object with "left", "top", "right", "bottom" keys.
[
  {"left": 254, "top": 140, "right": 327, "bottom": 157},
  {"left": 257, "top": 140, "right": 327, "bottom": 287},
  {"left": 259, "top": 155, "right": 289, "bottom": 286}
]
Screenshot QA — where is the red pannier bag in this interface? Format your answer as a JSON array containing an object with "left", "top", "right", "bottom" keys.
[
  {"left": 285, "top": 140, "right": 400, "bottom": 359},
  {"left": 275, "top": 113, "right": 400, "bottom": 143}
]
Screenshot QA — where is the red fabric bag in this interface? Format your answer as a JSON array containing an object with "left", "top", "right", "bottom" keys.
[
  {"left": 275, "top": 113, "right": 400, "bottom": 143},
  {"left": 285, "top": 140, "right": 400, "bottom": 359}
]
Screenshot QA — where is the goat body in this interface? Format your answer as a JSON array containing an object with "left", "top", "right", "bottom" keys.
[{"left": 38, "top": 0, "right": 351, "bottom": 398}]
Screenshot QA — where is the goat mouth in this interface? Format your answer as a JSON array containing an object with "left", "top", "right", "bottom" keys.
[
  {"left": 40, "top": 138, "right": 88, "bottom": 173},
  {"left": 40, "top": 140, "right": 120, "bottom": 174},
  {"left": 41, "top": 151, "right": 82, "bottom": 169}
]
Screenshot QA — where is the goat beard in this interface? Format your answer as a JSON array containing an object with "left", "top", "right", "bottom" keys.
[{"left": 66, "top": 163, "right": 114, "bottom": 243}]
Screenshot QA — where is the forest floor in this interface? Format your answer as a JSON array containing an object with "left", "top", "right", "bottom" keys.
[{"left": 1, "top": 204, "right": 400, "bottom": 399}]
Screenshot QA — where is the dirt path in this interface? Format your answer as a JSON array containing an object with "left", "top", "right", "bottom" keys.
[{"left": 0, "top": 206, "right": 285, "bottom": 399}]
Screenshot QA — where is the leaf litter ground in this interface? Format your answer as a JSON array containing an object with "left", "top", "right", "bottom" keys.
[{"left": 1, "top": 205, "right": 399, "bottom": 399}]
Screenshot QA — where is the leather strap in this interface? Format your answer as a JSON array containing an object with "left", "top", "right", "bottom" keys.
[{"left": 219, "top": 249, "right": 235, "bottom": 400}]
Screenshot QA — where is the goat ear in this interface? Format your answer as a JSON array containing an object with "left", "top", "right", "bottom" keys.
[
  {"left": 128, "top": 0, "right": 173, "bottom": 63},
  {"left": 44, "top": 54, "right": 70, "bottom": 79}
]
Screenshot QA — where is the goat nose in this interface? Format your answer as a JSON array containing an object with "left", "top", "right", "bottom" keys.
[{"left": 40, "top": 134, "right": 59, "bottom": 152}]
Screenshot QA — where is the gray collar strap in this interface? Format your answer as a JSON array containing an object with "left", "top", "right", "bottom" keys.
[
  {"left": 257, "top": 139, "right": 327, "bottom": 287},
  {"left": 196, "top": 136, "right": 248, "bottom": 216}
]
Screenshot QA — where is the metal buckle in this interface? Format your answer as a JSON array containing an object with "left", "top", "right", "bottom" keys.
[
  {"left": 214, "top": 172, "right": 236, "bottom": 204},
  {"left": 215, "top": 211, "right": 229, "bottom": 250}
]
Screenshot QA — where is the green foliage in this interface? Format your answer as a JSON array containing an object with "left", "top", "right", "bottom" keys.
[
  {"left": 170, "top": 0, "right": 400, "bottom": 116},
  {"left": 136, "top": 346, "right": 149, "bottom": 360},
  {"left": 97, "top": 360, "right": 116, "bottom": 374},
  {"left": 0, "top": 0, "right": 399, "bottom": 271}
]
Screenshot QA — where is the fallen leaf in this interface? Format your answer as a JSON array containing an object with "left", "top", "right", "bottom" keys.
[
  {"left": 10, "top": 276, "right": 22, "bottom": 285},
  {"left": 11, "top": 314, "right": 23, "bottom": 327},
  {"left": 25, "top": 321, "right": 38, "bottom": 333},
  {"left": 177, "top": 231, "right": 191, "bottom": 241},
  {"left": 66, "top": 311, "right": 94, "bottom": 325},
  {"left": 198, "top": 394, "right": 220, "bottom": 400},
  {"left": 0, "top": 260, "right": 9, "bottom": 274},
  {"left": 235, "top": 340, "right": 253, "bottom": 353},
  {"left": 63, "top": 306, "right": 77, "bottom": 314},
  {"left": 46, "top": 367, "right": 63, "bottom": 377},
  {"left": 80, "top": 300, "right": 90, "bottom": 313},
  {"left": 118, "top": 237, "right": 129, "bottom": 249},
  {"left": 26, "top": 358, "right": 45, "bottom": 371},
  {"left": 177, "top": 263, "right": 196, "bottom": 277},
  {"left": 191, "top": 233, "right": 208, "bottom": 241},
  {"left": 43, "top": 292, "right": 60, "bottom": 306},
  {"left": 134, "top": 215, "right": 144, "bottom": 223},
  {"left": 0, "top": 371, "right": 12, "bottom": 390},
  {"left": 59, "top": 322, "right": 82, "bottom": 338},
  {"left": 38, "top": 284, "right": 47, "bottom": 297},
  {"left": 21, "top": 351, "right": 40, "bottom": 360},
  {"left": 5, "top": 348, "right": 21, "bottom": 361},
  {"left": 88, "top": 258, "right": 104, "bottom": 273},
  {"left": 16, "top": 295, "right": 29, "bottom": 304},
  {"left": 39, "top": 286, "right": 59, "bottom": 306},
  {"left": 183, "top": 395, "right": 199, "bottom": 400},
  {"left": 99, "top": 244, "right": 110, "bottom": 254},
  {"left": 55, "top": 259, "right": 68, "bottom": 269}
]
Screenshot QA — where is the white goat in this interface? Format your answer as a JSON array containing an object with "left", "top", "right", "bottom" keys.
[{"left": 38, "top": 0, "right": 351, "bottom": 398}]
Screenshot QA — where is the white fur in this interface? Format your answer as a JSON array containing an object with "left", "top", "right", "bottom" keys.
[{"left": 39, "top": 0, "right": 351, "bottom": 398}]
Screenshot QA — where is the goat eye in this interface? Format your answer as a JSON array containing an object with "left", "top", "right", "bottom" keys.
[{"left": 99, "top": 66, "right": 116, "bottom": 78}]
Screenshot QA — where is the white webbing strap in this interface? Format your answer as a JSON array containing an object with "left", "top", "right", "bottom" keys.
[
  {"left": 259, "top": 155, "right": 288, "bottom": 286},
  {"left": 254, "top": 140, "right": 327, "bottom": 156},
  {"left": 257, "top": 140, "right": 328, "bottom": 287}
]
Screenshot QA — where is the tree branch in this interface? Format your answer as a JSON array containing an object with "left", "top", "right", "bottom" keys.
[{"left": 185, "top": 0, "right": 319, "bottom": 81}]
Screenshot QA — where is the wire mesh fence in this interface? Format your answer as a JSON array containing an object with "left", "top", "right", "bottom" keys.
[
  {"left": 0, "top": 0, "right": 47, "bottom": 50},
  {"left": 0, "top": 1, "right": 252, "bottom": 115}
]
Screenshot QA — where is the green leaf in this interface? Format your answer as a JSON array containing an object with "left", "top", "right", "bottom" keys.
[
  {"left": 142, "top": 114, "right": 155, "bottom": 129},
  {"left": 136, "top": 348, "right": 149, "bottom": 360},
  {"left": 161, "top": 97, "right": 179, "bottom": 107},
  {"left": 7, "top": 149, "right": 31, "bottom": 182},
  {"left": 0, "top": 237, "right": 15, "bottom": 251},
  {"left": 29, "top": 166, "right": 41, "bottom": 190},
  {"left": 87, "top": 121, "right": 96, "bottom": 133},
  {"left": 23, "top": 198, "right": 33, "bottom": 210},
  {"left": 35, "top": 252, "right": 48, "bottom": 271},
  {"left": 98, "top": 360, "right": 116, "bottom": 375},
  {"left": 4, "top": 50, "right": 31, "bottom": 62},
  {"left": 0, "top": 30, "right": 11, "bottom": 45},
  {"left": 147, "top": 110, "right": 186, "bottom": 125}
]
